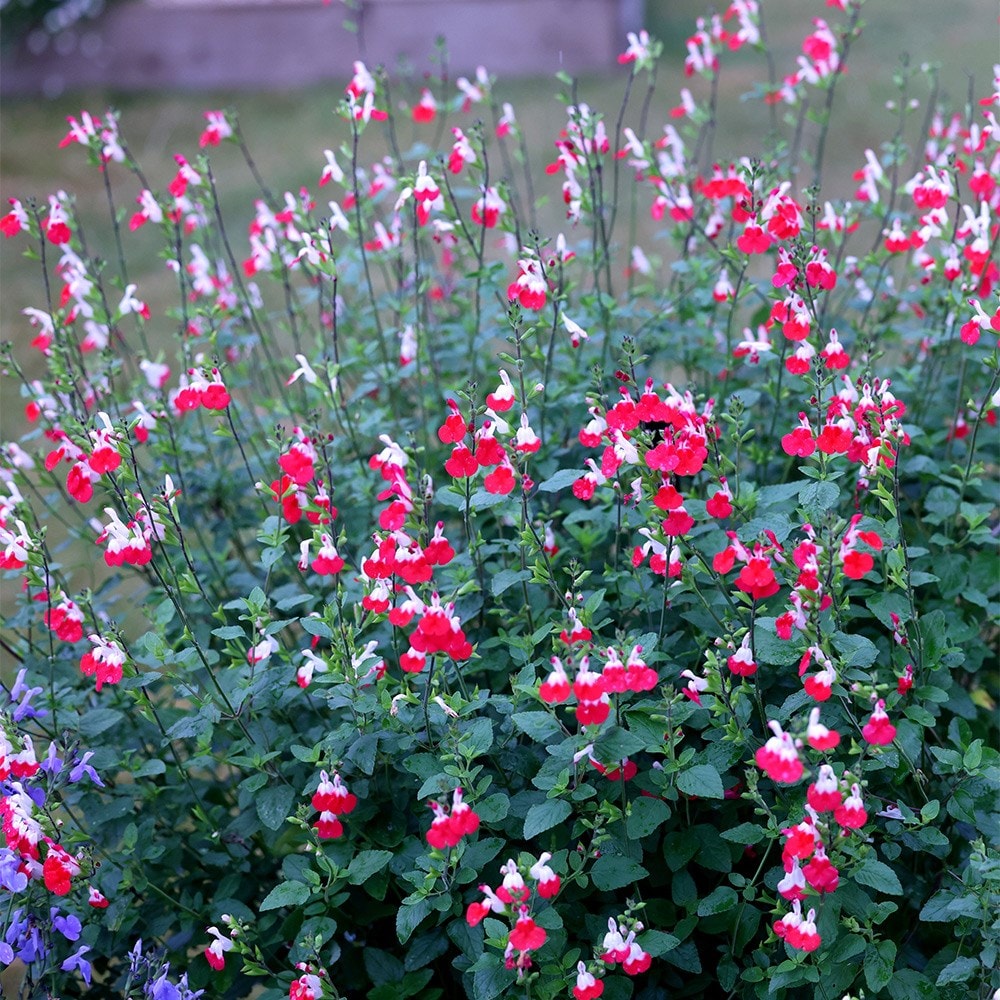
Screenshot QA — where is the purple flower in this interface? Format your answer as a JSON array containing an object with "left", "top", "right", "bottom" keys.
[
  {"left": 69, "top": 751, "right": 105, "bottom": 787},
  {"left": 61, "top": 944, "right": 92, "bottom": 986},
  {"left": 147, "top": 968, "right": 181, "bottom": 1000},
  {"left": 51, "top": 908, "right": 82, "bottom": 941},
  {"left": 10, "top": 669, "right": 46, "bottom": 722},
  {"left": 128, "top": 938, "right": 145, "bottom": 977},
  {"left": 4, "top": 909, "right": 45, "bottom": 964},
  {"left": 40, "top": 741, "right": 64, "bottom": 774},
  {"left": 0, "top": 848, "right": 28, "bottom": 893}
]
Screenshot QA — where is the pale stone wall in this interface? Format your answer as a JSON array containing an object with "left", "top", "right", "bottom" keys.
[{"left": 1, "top": 0, "right": 643, "bottom": 96}]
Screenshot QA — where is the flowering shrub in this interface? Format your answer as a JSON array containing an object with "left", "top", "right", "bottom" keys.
[{"left": 2, "top": 2, "right": 999, "bottom": 998}]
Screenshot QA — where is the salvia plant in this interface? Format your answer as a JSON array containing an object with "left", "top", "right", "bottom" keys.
[{"left": 1, "top": 1, "right": 998, "bottom": 998}]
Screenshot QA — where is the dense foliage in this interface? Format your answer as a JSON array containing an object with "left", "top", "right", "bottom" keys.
[{"left": 1, "top": 2, "right": 998, "bottom": 998}]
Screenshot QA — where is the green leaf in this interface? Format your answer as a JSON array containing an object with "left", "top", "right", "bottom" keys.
[
  {"left": 396, "top": 897, "right": 432, "bottom": 944},
  {"left": 963, "top": 739, "right": 983, "bottom": 770},
  {"left": 864, "top": 940, "right": 896, "bottom": 991},
  {"left": 936, "top": 956, "right": 978, "bottom": 985},
  {"left": 676, "top": 763, "right": 724, "bottom": 799},
  {"left": 211, "top": 625, "right": 246, "bottom": 640},
  {"left": 720, "top": 822, "right": 765, "bottom": 845},
  {"left": 832, "top": 632, "right": 879, "bottom": 668},
  {"left": 594, "top": 725, "right": 647, "bottom": 761},
  {"left": 537, "top": 468, "right": 581, "bottom": 493},
  {"left": 133, "top": 759, "right": 166, "bottom": 778},
  {"left": 364, "top": 947, "right": 404, "bottom": 986},
  {"left": 799, "top": 480, "right": 841, "bottom": 514},
  {"left": 523, "top": 798, "right": 572, "bottom": 839},
  {"left": 626, "top": 796, "right": 670, "bottom": 839},
  {"left": 472, "top": 957, "right": 516, "bottom": 1000},
  {"left": 697, "top": 885, "right": 738, "bottom": 916},
  {"left": 256, "top": 784, "right": 295, "bottom": 831},
  {"left": 348, "top": 850, "right": 394, "bottom": 884},
  {"left": 753, "top": 621, "right": 800, "bottom": 666},
  {"left": 470, "top": 489, "right": 510, "bottom": 510},
  {"left": 475, "top": 793, "right": 510, "bottom": 824},
  {"left": 459, "top": 718, "right": 494, "bottom": 757},
  {"left": 403, "top": 929, "right": 449, "bottom": 972},
  {"left": 492, "top": 568, "right": 531, "bottom": 596},
  {"left": 663, "top": 829, "right": 699, "bottom": 871},
  {"left": 347, "top": 733, "right": 379, "bottom": 775},
  {"left": 590, "top": 854, "right": 648, "bottom": 891},
  {"left": 920, "top": 799, "right": 941, "bottom": 823},
  {"left": 259, "top": 880, "right": 311, "bottom": 911},
  {"left": 78, "top": 708, "right": 124, "bottom": 737},
  {"left": 639, "top": 929, "right": 679, "bottom": 957},
  {"left": 757, "top": 481, "right": 807, "bottom": 506},
  {"left": 511, "top": 711, "right": 562, "bottom": 743},
  {"left": 919, "top": 891, "right": 956, "bottom": 921},
  {"left": 853, "top": 858, "right": 902, "bottom": 896},
  {"left": 887, "top": 970, "right": 937, "bottom": 1000},
  {"left": 300, "top": 616, "right": 333, "bottom": 639}
]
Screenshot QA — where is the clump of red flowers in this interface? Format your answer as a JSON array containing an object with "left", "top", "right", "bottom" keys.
[
  {"left": 426, "top": 786, "right": 480, "bottom": 850},
  {"left": 310, "top": 769, "right": 358, "bottom": 839}
]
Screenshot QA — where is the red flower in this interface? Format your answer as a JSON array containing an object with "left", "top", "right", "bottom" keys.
[
  {"left": 755, "top": 721, "right": 803, "bottom": 784},
  {"left": 806, "top": 707, "right": 839, "bottom": 750},
  {"left": 412, "top": 88, "right": 437, "bottom": 123},
  {"left": 573, "top": 963, "right": 605, "bottom": 1000},
  {"left": 834, "top": 782, "right": 867, "bottom": 829},
  {"left": 66, "top": 462, "right": 97, "bottom": 504},
  {"left": 474, "top": 433, "right": 506, "bottom": 467},
  {"left": 705, "top": 483, "right": 733, "bottom": 519},
  {"left": 726, "top": 635, "right": 757, "bottom": 677},
  {"left": 735, "top": 555, "right": 780, "bottom": 601},
  {"left": 539, "top": 657, "right": 571, "bottom": 703},
  {"left": 622, "top": 942, "right": 652, "bottom": 975},
  {"left": 861, "top": 699, "right": 896, "bottom": 745},
  {"left": 43, "top": 842, "right": 80, "bottom": 895},
  {"left": 661, "top": 507, "right": 694, "bottom": 537},
  {"left": 529, "top": 852, "right": 561, "bottom": 898},
  {"left": 445, "top": 445, "right": 479, "bottom": 478},
  {"left": 279, "top": 445, "right": 317, "bottom": 486},
  {"left": 897, "top": 664, "right": 914, "bottom": 695},
  {"left": 736, "top": 220, "right": 771, "bottom": 254},
  {"left": 775, "top": 612, "right": 795, "bottom": 640},
  {"left": 88, "top": 886, "right": 110, "bottom": 908},
  {"left": 80, "top": 634, "right": 127, "bottom": 692},
  {"left": 205, "top": 926, "right": 233, "bottom": 971},
  {"left": 484, "top": 463, "right": 516, "bottom": 495},
  {"left": 486, "top": 370, "right": 516, "bottom": 412},
  {"left": 45, "top": 597, "right": 85, "bottom": 644},
  {"left": 1, "top": 199, "right": 27, "bottom": 237},
  {"left": 781, "top": 415, "right": 816, "bottom": 457},
  {"left": 803, "top": 847, "right": 839, "bottom": 893},
  {"left": 423, "top": 522, "right": 455, "bottom": 566},
  {"left": 311, "top": 534, "right": 344, "bottom": 576},
  {"left": 437, "top": 399, "right": 468, "bottom": 443},
  {"left": 508, "top": 908, "right": 546, "bottom": 953},
  {"left": 311, "top": 770, "right": 357, "bottom": 815},
  {"left": 507, "top": 256, "right": 546, "bottom": 310},
  {"left": 426, "top": 787, "right": 480, "bottom": 850}
]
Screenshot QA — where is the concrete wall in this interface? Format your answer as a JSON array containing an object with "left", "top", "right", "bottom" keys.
[{"left": 1, "top": 0, "right": 644, "bottom": 97}]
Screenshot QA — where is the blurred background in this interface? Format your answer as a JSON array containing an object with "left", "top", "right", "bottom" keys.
[{"left": 1, "top": 0, "right": 996, "bottom": 400}]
